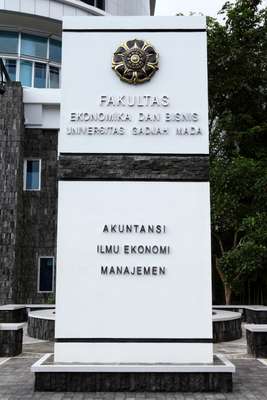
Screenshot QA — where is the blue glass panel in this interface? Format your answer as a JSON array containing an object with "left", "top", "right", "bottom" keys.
[
  {"left": 49, "top": 66, "right": 59, "bottom": 88},
  {"left": 34, "top": 63, "right": 46, "bottom": 88},
  {"left": 39, "top": 258, "right": 53, "bottom": 292},
  {"left": 0, "top": 31, "right": 18, "bottom": 54},
  {"left": 20, "top": 60, "right": 32, "bottom": 87},
  {"left": 21, "top": 33, "right": 47, "bottom": 59},
  {"left": 26, "top": 160, "right": 40, "bottom": 190},
  {"left": 5, "top": 59, "right": 16, "bottom": 81},
  {"left": 49, "top": 39, "right": 61, "bottom": 63}
]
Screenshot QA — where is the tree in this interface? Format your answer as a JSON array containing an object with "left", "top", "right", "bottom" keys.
[
  {"left": 208, "top": 0, "right": 267, "bottom": 304},
  {"left": 210, "top": 157, "right": 267, "bottom": 303}
]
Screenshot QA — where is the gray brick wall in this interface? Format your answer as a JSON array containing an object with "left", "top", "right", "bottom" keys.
[
  {"left": 0, "top": 82, "right": 24, "bottom": 305},
  {"left": 18, "top": 129, "right": 58, "bottom": 303},
  {"left": 0, "top": 86, "right": 58, "bottom": 304}
]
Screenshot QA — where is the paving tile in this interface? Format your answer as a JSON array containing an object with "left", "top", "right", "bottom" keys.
[{"left": 1, "top": 331, "right": 267, "bottom": 400}]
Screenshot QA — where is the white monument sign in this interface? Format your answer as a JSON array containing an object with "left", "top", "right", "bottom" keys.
[
  {"left": 56, "top": 181, "right": 212, "bottom": 363},
  {"left": 59, "top": 17, "right": 209, "bottom": 155},
  {"left": 55, "top": 16, "right": 212, "bottom": 365}
]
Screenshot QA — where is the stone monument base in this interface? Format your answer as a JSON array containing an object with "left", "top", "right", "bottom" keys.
[{"left": 32, "top": 354, "right": 235, "bottom": 392}]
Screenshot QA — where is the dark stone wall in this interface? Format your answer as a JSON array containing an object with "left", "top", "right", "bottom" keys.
[
  {"left": 17, "top": 129, "right": 58, "bottom": 303},
  {"left": 59, "top": 154, "right": 209, "bottom": 181},
  {"left": 0, "top": 84, "right": 58, "bottom": 304},
  {"left": 213, "top": 318, "right": 242, "bottom": 343},
  {"left": 28, "top": 315, "right": 55, "bottom": 341},
  {"left": 246, "top": 309, "right": 267, "bottom": 324},
  {"left": 0, "top": 328, "right": 23, "bottom": 356},
  {"left": 0, "top": 308, "right": 27, "bottom": 323},
  {"left": 0, "top": 82, "right": 24, "bottom": 305},
  {"left": 35, "top": 371, "right": 233, "bottom": 392},
  {"left": 246, "top": 330, "right": 267, "bottom": 358}
]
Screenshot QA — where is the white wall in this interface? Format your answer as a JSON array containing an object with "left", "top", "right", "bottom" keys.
[
  {"left": 0, "top": 0, "right": 106, "bottom": 19},
  {"left": 55, "top": 181, "right": 212, "bottom": 364},
  {"left": 106, "top": 0, "right": 150, "bottom": 15},
  {"left": 59, "top": 17, "right": 208, "bottom": 154},
  {"left": 23, "top": 88, "right": 61, "bottom": 128},
  {"left": 0, "top": 0, "right": 150, "bottom": 18}
]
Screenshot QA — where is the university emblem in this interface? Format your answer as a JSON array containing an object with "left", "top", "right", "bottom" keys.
[{"left": 112, "top": 39, "right": 159, "bottom": 84}]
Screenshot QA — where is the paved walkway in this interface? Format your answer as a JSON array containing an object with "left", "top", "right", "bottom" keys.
[{"left": 0, "top": 327, "right": 267, "bottom": 400}]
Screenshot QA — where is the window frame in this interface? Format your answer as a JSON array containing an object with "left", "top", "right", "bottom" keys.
[
  {"left": 48, "top": 64, "right": 60, "bottom": 88},
  {"left": 37, "top": 256, "right": 55, "bottom": 293},
  {"left": 23, "top": 158, "right": 42, "bottom": 191},
  {"left": 0, "top": 30, "right": 19, "bottom": 55},
  {"left": 33, "top": 61, "right": 48, "bottom": 88},
  {"left": 20, "top": 32, "right": 48, "bottom": 60},
  {"left": 0, "top": 32, "right": 61, "bottom": 88},
  {"left": 96, "top": 0, "right": 105, "bottom": 10},
  {"left": 19, "top": 59, "right": 34, "bottom": 87},
  {"left": 3, "top": 58, "right": 17, "bottom": 81},
  {"left": 49, "top": 38, "right": 62, "bottom": 64}
]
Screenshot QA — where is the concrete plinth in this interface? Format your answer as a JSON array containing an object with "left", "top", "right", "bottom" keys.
[
  {"left": 246, "top": 307, "right": 267, "bottom": 324},
  {"left": 0, "top": 323, "right": 24, "bottom": 357},
  {"left": 32, "top": 353, "right": 235, "bottom": 393},
  {"left": 0, "top": 305, "right": 27, "bottom": 323},
  {"left": 246, "top": 324, "right": 267, "bottom": 358}
]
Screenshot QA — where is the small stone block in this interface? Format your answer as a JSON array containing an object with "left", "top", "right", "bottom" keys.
[
  {"left": 0, "top": 327, "right": 23, "bottom": 356},
  {"left": 246, "top": 328, "right": 267, "bottom": 358}
]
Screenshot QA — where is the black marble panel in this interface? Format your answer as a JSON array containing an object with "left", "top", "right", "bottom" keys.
[
  {"left": 59, "top": 154, "right": 209, "bottom": 181},
  {"left": 35, "top": 371, "right": 232, "bottom": 392}
]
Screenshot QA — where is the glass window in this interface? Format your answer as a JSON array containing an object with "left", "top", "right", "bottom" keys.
[
  {"left": 0, "top": 31, "right": 18, "bottom": 54},
  {"left": 81, "top": 0, "right": 95, "bottom": 5},
  {"left": 5, "top": 59, "right": 17, "bottom": 81},
  {"left": 38, "top": 257, "right": 54, "bottom": 292},
  {"left": 21, "top": 33, "right": 47, "bottom": 59},
  {"left": 96, "top": 0, "right": 105, "bottom": 9},
  {"left": 34, "top": 62, "right": 46, "bottom": 88},
  {"left": 20, "top": 60, "right": 33, "bottom": 87},
  {"left": 24, "top": 159, "right": 41, "bottom": 190},
  {"left": 81, "top": 0, "right": 105, "bottom": 8},
  {"left": 49, "top": 66, "right": 59, "bottom": 88},
  {"left": 49, "top": 39, "right": 61, "bottom": 63}
]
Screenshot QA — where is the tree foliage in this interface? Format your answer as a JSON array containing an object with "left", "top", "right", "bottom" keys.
[{"left": 208, "top": 0, "right": 267, "bottom": 303}]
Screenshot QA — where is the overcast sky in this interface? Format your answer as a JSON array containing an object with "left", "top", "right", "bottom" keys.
[{"left": 155, "top": 0, "right": 237, "bottom": 17}]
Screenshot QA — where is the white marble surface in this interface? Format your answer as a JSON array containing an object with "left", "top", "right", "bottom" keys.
[
  {"left": 28, "top": 309, "right": 242, "bottom": 323},
  {"left": 28, "top": 309, "right": 55, "bottom": 321},
  {"left": 0, "top": 305, "right": 26, "bottom": 311},
  {"left": 0, "top": 323, "right": 25, "bottom": 330},
  {"left": 213, "top": 310, "right": 241, "bottom": 322},
  {"left": 245, "top": 324, "right": 267, "bottom": 332},
  {"left": 31, "top": 353, "right": 235, "bottom": 373}
]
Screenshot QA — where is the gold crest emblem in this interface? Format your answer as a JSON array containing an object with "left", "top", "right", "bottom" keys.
[{"left": 112, "top": 39, "right": 159, "bottom": 85}]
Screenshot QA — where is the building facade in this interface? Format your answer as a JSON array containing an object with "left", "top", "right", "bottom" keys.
[{"left": 0, "top": 0, "right": 156, "bottom": 304}]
